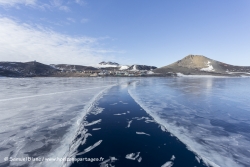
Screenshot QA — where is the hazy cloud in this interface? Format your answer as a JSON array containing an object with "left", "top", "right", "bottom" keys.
[
  {"left": 0, "top": 0, "right": 36, "bottom": 6},
  {"left": 81, "top": 18, "right": 88, "bottom": 23},
  {"left": 0, "top": 17, "right": 117, "bottom": 66},
  {"left": 75, "top": 0, "right": 86, "bottom": 6},
  {"left": 67, "top": 17, "right": 75, "bottom": 23},
  {"left": 0, "top": 0, "right": 71, "bottom": 12},
  {"left": 51, "top": 0, "right": 70, "bottom": 12}
]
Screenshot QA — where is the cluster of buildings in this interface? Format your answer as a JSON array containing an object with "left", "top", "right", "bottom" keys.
[{"left": 90, "top": 70, "right": 155, "bottom": 77}]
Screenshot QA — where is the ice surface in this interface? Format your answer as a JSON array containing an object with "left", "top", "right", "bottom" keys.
[
  {"left": 0, "top": 77, "right": 131, "bottom": 167},
  {"left": 92, "top": 128, "right": 101, "bottom": 131},
  {"left": 128, "top": 77, "right": 250, "bottom": 167}
]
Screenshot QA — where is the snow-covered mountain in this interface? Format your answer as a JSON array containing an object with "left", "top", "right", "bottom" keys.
[{"left": 98, "top": 62, "right": 157, "bottom": 71}]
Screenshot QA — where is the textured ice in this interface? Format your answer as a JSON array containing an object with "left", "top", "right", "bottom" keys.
[
  {"left": 0, "top": 77, "right": 132, "bottom": 167},
  {"left": 128, "top": 77, "right": 250, "bottom": 167},
  {"left": 76, "top": 140, "right": 102, "bottom": 156},
  {"left": 90, "top": 107, "right": 104, "bottom": 115},
  {"left": 92, "top": 128, "right": 101, "bottom": 131}
]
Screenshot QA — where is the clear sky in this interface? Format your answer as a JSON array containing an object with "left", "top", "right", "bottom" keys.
[{"left": 0, "top": 0, "right": 249, "bottom": 67}]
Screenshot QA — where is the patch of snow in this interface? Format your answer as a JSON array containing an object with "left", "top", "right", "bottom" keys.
[
  {"left": 119, "top": 65, "right": 130, "bottom": 70},
  {"left": 130, "top": 65, "right": 139, "bottom": 71},
  {"left": 147, "top": 71, "right": 154, "bottom": 74},
  {"left": 200, "top": 61, "right": 215, "bottom": 72},
  {"left": 133, "top": 65, "right": 137, "bottom": 70}
]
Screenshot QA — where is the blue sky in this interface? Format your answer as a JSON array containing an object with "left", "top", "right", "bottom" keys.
[{"left": 0, "top": 0, "right": 249, "bottom": 67}]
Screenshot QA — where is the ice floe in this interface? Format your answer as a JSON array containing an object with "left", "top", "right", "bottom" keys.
[
  {"left": 114, "top": 113, "right": 126, "bottom": 115},
  {"left": 125, "top": 152, "right": 140, "bottom": 160},
  {"left": 136, "top": 132, "right": 150, "bottom": 136},
  {"left": 161, "top": 161, "right": 173, "bottom": 167},
  {"left": 126, "top": 120, "right": 133, "bottom": 128},
  {"left": 170, "top": 155, "right": 175, "bottom": 161},
  {"left": 85, "top": 119, "right": 102, "bottom": 126}
]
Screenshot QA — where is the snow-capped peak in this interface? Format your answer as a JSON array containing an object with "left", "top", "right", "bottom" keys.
[{"left": 200, "top": 61, "right": 215, "bottom": 72}]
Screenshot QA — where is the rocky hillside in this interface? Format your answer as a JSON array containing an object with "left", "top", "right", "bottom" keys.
[
  {"left": 154, "top": 55, "right": 250, "bottom": 76},
  {"left": 51, "top": 64, "right": 98, "bottom": 72},
  {"left": 127, "top": 65, "right": 157, "bottom": 71},
  {"left": 0, "top": 61, "right": 58, "bottom": 77}
]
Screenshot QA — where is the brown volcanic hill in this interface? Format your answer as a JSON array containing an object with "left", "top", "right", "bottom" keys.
[{"left": 154, "top": 55, "right": 250, "bottom": 76}]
